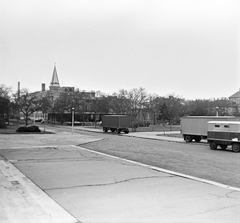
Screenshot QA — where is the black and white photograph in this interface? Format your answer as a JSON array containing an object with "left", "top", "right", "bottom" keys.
[{"left": 1, "top": 0, "right": 240, "bottom": 222}]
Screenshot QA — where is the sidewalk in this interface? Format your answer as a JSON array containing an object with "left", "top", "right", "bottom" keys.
[
  {"left": 74, "top": 126, "right": 210, "bottom": 144},
  {"left": 0, "top": 160, "right": 78, "bottom": 223},
  {"left": 74, "top": 126, "right": 185, "bottom": 142},
  {"left": 126, "top": 130, "right": 184, "bottom": 142},
  {"left": 0, "top": 128, "right": 240, "bottom": 222}
]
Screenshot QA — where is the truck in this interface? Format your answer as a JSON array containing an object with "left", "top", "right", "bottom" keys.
[
  {"left": 207, "top": 121, "right": 240, "bottom": 152},
  {"left": 102, "top": 115, "right": 130, "bottom": 134},
  {"left": 181, "top": 116, "right": 240, "bottom": 142}
]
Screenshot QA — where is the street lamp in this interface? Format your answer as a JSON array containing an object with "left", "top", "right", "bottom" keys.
[
  {"left": 72, "top": 107, "right": 75, "bottom": 134},
  {"left": 216, "top": 107, "right": 219, "bottom": 116}
]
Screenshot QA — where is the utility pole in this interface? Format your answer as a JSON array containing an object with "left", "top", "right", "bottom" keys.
[{"left": 72, "top": 107, "right": 74, "bottom": 134}]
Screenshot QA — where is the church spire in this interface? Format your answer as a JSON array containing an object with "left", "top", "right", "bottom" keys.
[{"left": 50, "top": 63, "right": 60, "bottom": 90}]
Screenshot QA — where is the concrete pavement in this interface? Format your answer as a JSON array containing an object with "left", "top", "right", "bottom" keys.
[
  {"left": 0, "top": 128, "right": 240, "bottom": 222},
  {"left": 0, "top": 160, "right": 77, "bottom": 223}
]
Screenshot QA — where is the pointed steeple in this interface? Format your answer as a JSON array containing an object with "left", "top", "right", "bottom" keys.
[{"left": 50, "top": 63, "right": 60, "bottom": 90}]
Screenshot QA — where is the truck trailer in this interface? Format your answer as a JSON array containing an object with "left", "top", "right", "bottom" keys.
[
  {"left": 181, "top": 116, "right": 240, "bottom": 142},
  {"left": 207, "top": 121, "right": 240, "bottom": 153},
  {"left": 102, "top": 115, "right": 130, "bottom": 134}
]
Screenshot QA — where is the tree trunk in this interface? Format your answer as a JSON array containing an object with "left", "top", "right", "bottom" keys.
[
  {"left": 94, "top": 112, "right": 97, "bottom": 128},
  {"left": 25, "top": 114, "right": 28, "bottom": 126}
]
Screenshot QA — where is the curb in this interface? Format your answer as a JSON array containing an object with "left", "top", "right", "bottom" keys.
[
  {"left": 73, "top": 145, "right": 240, "bottom": 192},
  {"left": 0, "top": 160, "right": 78, "bottom": 223},
  {"left": 74, "top": 127, "right": 210, "bottom": 146}
]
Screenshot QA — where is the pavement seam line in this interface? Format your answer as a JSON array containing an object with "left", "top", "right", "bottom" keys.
[
  {"left": 44, "top": 175, "right": 173, "bottom": 191},
  {"left": 71, "top": 145, "right": 240, "bottom": 192}
]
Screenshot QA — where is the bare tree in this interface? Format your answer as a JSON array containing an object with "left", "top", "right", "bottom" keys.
[
  {"left": 127, "top": 87, "right": 149, "bottom": 131},
  {"left": 14, "top": 89, "right": 44, "bottom": 126},
  {"left": 53, "top": 92, "right": 72, "bottom": 123},
  {"left": 110, "top": 89, "right": 130, "bottom": 114},
  {"left": 158, "top": 94, "right": 184, "bottom": 127},
  {"left": 145, "top": 94, "right": 160, "bottom": 125},
  {"left": 92, "top": 91, "right": 110, "bottom": 126},
  {"left": 0, "top": 84, "right": 12, "bottom": 99},
  {"left": 181, "top": 98, "right": 234, "bottom": 117}
]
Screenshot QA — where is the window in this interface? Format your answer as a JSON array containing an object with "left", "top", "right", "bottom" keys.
[
  {"left": 215, "top": 125, "right": 220, "bottom": 127},
  {"left": 224, "top": 125, "right": 229, "bottom": 128}
]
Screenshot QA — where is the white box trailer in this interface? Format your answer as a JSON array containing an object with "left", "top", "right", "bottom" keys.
[
  {"left": 207, "top": 121, "right": 240, "bottom": 152},
  {"left": 181, "top": 116, "right": 240, "bottom": 142}
]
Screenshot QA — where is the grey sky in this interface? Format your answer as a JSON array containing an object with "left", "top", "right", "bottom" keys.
[{"left": 1, "top": 0, "right": 239, "bottom": 99}]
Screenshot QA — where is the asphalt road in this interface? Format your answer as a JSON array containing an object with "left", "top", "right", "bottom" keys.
[
  {"left": 87, "top": 138, "right": 240, "bottom": 188},
  {"left": 47, "top": 125, "right": 240, "bottom": 188}
]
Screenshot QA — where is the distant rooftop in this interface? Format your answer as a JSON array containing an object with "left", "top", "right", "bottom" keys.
[{"left": 229, "top": 89, "right": 240, "bottom": 99}]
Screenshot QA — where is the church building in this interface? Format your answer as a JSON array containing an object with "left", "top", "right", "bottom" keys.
[
  {"left": 41, "top": 63, "right": 74, "bottom": 100},
  {"left": 34, "top": 63, "right": 96, "bottom": 123}
]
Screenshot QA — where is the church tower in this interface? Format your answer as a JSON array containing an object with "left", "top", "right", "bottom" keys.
[{"left": 49, "top": 63, "right": 60, "bottom": 91}]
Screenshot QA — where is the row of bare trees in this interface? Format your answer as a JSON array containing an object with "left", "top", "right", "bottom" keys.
[{"left": 1, "top": 83, "right": 240, "bottom": 127}]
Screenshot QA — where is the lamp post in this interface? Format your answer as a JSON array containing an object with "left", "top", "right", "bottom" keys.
[
  {"left": 72, "top": 107, "right": 74, "bottom": 134},
  {"left": 216, "top": 107, "right": 219, "bottom": 116}
]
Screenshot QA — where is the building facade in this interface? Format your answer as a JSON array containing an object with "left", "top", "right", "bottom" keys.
[
  {"left": 229, "top": 89, "right": 240, "bottom": 105},
  {"left": 0, "top": 96, "right": 9, "bottom": 127},
  {"left": 34, "top": 63, "right": 97, "bottom": 124}
]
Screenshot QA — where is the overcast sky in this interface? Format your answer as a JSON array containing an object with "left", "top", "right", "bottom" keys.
[{"left": 1, "top": 0, "right": 240, "bottom": 99}]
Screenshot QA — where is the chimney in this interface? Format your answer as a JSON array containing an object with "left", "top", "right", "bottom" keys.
[
  {"left": 18, "top": 81, "right": 20, "bottom": 98},
  {"left": 42, "top": 83, "right": 46, "bottom": 91}
]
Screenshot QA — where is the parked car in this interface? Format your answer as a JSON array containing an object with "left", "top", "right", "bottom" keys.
[
  {"left": 66, "top": 121, "right": 83, "bottom": 126},
  {"left": 35, "top": 118, "right": 43, "bottom": 122}
]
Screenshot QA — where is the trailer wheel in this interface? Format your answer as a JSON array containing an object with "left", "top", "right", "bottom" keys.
[
  {"left": 124, "top": 129, "right": 129, "bottom": 134},
  {"left": 232, "top": 143, "right": 240, "bottom": 153},
  {"left": 117, "top": 129, "right": 121, "bottom": 134},
  {"left": 210, "top": 141, "right": 217, "bottom": 150},
  {"left": 185, "top": 135, "right": 192, "bottom": 143},
  {"left": 103, "top": 127, "right": 108, "bottom": 133},
  {"left": 110, "top": 128, "right": 116, "bottom": 133}
]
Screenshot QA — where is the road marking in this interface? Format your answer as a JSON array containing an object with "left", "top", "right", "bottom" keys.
[{"left": 71, "top": 145, "right": 240, "bottom": 192}]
